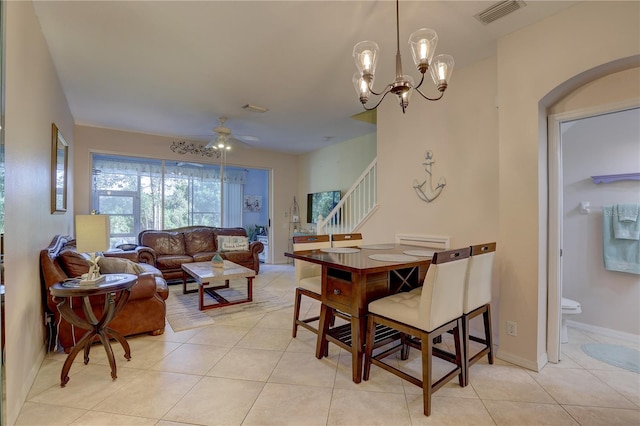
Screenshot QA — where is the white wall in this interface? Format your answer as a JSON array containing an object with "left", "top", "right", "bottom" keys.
[
  {"left": 74, "top": 125, "right": 299, "bottom": 264},
  {"left": 4, "top": 2, "right": 75, "bottom": 424},
  {"left": 562, "top": 105, "right": 640, "bottom": 335},
  {"left": 496, "top": 1, "right": 640, "bottom": 369}
]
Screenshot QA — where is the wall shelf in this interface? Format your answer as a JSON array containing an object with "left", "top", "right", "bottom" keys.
[{"left": 591, "top": 173, "right": 640, "bottom": 184}]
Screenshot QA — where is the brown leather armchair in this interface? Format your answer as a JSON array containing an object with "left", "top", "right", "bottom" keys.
[{"left": 40, "top": 235, "right": 169, "bottom": 353}]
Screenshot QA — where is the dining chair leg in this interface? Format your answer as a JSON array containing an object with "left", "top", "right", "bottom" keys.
[
  {"left": 352, "top": 316, "right": 366, "bottom": 383},
  {"left": 363, "top": 314, "right": 376, "bottom": 381},
  {"left": 484, "top": 304, "right": 494, "bottom": 364},
  {"left": 292, "top": 288, "right": 303, "bottom": 338},
  {"left": 464, "top": 304, "right": 494, "bottom": 386},
  {"left": 400, "top": 333, "right": 409, "bottom": 360},
  {"left": 315, "top": 304, "right": 332, "bottom": 359},
  {"left": 421, "top": 330, "right": 434, "bottom": 417},
  {"left": 454, "top": 319, "right": 465, "bottom": 387},
  {"left": 462, "top": 314, "right": 470, "bottom": 386}
]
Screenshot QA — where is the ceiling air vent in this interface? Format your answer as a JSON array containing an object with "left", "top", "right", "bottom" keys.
[{"left": 474, "top": 0, "right": 527, "bottom": 25}]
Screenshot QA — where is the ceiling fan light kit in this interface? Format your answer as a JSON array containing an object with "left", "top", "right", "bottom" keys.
[
  {"left": 352, "top": 0, "right": 454, "bottom": 113},
  {"left": 205, "top": 117, "right": 241, "bottom": 150}
]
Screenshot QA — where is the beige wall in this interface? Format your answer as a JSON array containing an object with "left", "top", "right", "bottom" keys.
[
  {"left": 74, "top": 125, "right": 299, "bottom": 264},
  {"left": 355, "top": 55, "right": 500, "bottom": 341},
  {"left": 360, "top": 55, "right": 499, "bottom": 248},
  {"left": 496, "top": 1, "right": 640, "bottom": 369},
  {"left": 4, "top": 1, "right": 75, "bottom": 424},
  {"left": 296, "top": 133, "right": 376, "bottom": 227}
]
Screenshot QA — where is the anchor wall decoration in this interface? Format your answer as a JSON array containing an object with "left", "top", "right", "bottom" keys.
[{"left": 413, "top": 150, "right": 446, "bottom": 203}]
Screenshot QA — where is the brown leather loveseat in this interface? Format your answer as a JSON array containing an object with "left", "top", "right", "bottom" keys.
[
  {"left": 40, "top": 235, "right": 169, "bottom": 353},
  {"left": 132, "top": 226, "right": 264, "bottom": 281}
]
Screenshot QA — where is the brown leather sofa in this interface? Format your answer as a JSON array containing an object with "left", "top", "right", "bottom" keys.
[
  {"left": 40, "top": 235, "right": 169, "bottom": 353},
  {"left": 132, "top": 226, "right": 264, "bottom": 281}
]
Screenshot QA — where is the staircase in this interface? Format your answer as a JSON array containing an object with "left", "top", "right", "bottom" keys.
[{"left": 316, "top": 159, "right": 378, "bottom": 235}]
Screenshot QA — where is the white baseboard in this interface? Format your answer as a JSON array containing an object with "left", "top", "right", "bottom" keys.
[
  {"left": 495, "top": 347, "right": 545, "bottom": 372},
  {"left": 567, "top": 320, "right": 640, "bottom": 344}
]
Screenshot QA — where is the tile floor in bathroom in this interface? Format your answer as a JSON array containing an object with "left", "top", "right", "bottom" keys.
[{"left": 16, "top": 264, "right": 640, "bottom": 425}]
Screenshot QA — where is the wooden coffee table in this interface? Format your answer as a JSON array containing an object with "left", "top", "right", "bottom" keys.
[{"left": 182, "top": 260, "right": 256, "bottom": 311}]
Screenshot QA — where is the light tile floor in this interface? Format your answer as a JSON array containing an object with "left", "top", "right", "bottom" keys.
[{"left": 17, "top": 264, "right": 640, "bottom": 425}]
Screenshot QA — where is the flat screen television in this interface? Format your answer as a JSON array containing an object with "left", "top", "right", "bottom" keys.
[{"left": 306, "top": 190, "right": 341, "bottom": 223}]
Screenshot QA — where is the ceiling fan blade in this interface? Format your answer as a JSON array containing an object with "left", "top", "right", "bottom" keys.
[
  {"left": 177, "top": 162, "right": 204, "bottom": 167},
  {"left": 230, "top": 136, "right": 254, "bottom": 149}
]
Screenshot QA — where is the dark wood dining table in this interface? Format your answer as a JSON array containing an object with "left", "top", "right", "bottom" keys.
[{"left": 285, "top": 244, "right": 433, "bottom": 383}]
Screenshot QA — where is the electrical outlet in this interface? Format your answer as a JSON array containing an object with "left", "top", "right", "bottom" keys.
[{"left": 506, "top": 320, "right": 518, "bottom": 336}]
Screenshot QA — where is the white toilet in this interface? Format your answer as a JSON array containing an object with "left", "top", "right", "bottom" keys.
[{"left": 561, "top": 297, "right": 582, "bottom": 343}]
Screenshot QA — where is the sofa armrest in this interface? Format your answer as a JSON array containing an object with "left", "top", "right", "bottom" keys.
[
  {"left": 129, "top": 272, "right": 159, "bottom": 301},
  {"left": 103, "top": 250, "right": 138, "bottom": 262},
  {"left": 249, "top": 241, "right": 264, "bottom": 255},
  {"left": 135, "top": 246, "right": 157, "bottom": 265},
  {"left": 105, "top": 246, "right": 157, "bottom": 266}
]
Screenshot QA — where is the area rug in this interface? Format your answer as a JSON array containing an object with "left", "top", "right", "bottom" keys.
[
  {"left": 582, "top": 343, "right": 640, "bottom": 373},
  {"left": 165, "top": 279, "right": 293, "bottom": 332}
]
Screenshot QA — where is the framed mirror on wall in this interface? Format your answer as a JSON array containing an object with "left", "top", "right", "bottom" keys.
[{"left": 51, "top": 123, "right": 68, "bottom": 214}]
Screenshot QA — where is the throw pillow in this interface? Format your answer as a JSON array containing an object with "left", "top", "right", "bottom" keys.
[
  {"left": 58, "top": 249, "right": 90, "bottom": 278},
  {"left": 98, "top": 257, "right": 145, "bottom": 275},
  {"left": 217, "top": 235, "right": 249, "bottom": 252}
]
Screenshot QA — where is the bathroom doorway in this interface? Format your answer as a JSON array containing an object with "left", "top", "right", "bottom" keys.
[{"left": 548, "top": 100, "right": 640, "bottom": 362}]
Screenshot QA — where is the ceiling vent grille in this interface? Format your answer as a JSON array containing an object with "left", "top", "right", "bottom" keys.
[{"left": 474, "top": 0, "right": 527, "bottom": 25}]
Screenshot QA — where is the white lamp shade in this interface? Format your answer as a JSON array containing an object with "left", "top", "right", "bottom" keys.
[{"left": 75, "top": 215, "right": 110, "bottom": 253}]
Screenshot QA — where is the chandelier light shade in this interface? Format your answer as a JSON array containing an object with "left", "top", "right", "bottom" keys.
[{"left": 352, "top": 0, "right": 454, "bottom": 113}]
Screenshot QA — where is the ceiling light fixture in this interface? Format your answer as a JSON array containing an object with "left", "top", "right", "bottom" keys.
[{"left": 352, "top": 0, "right": 454, "bottom": 113}]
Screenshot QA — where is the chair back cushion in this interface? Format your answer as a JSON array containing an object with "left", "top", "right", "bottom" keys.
[
  {"left": 464, "top": 242, "right": 496, "bottom": 314},
  {"left": 419, "top": 247, "right": 470, "bottom": 331},
  {"left": 293, "top": 235, "right": 331, "bottom": 283},
  {"left": 331, "top": 233, "right": 363, "bottom": 248}
]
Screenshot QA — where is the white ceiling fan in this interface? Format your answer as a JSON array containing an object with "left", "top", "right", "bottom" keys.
[
  {"left": 176, "top": 161, "right": 203, "bottom": 167},
  {"left": 204, "top": 117, "right": 256, "bottom": 150}
]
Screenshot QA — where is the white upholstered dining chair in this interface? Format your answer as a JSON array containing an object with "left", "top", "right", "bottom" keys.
[
  {"left": 363, "top": 246, "right": 471, "bottom": 416},
  {"left": 292, "top": 235, "right": 347, "bottom": 339},
  {"left": 462, "top": 242, "right": 496, "bottom": 385},
  {"left": 331, "top": 233, "right": 363, "bottom": 248}
]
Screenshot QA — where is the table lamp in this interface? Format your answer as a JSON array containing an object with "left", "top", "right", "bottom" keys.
[{"left": 75, "top": 214, "right": 110, "bottom": 285}]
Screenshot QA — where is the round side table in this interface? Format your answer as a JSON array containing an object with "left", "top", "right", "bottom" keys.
[{"left": 49, "top": 273, "right": 137, "bottom": 387}]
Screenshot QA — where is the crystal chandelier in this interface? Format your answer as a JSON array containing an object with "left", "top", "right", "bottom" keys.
[{"left": 352, "top": 0, "right": 454, "bottom": 113}]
